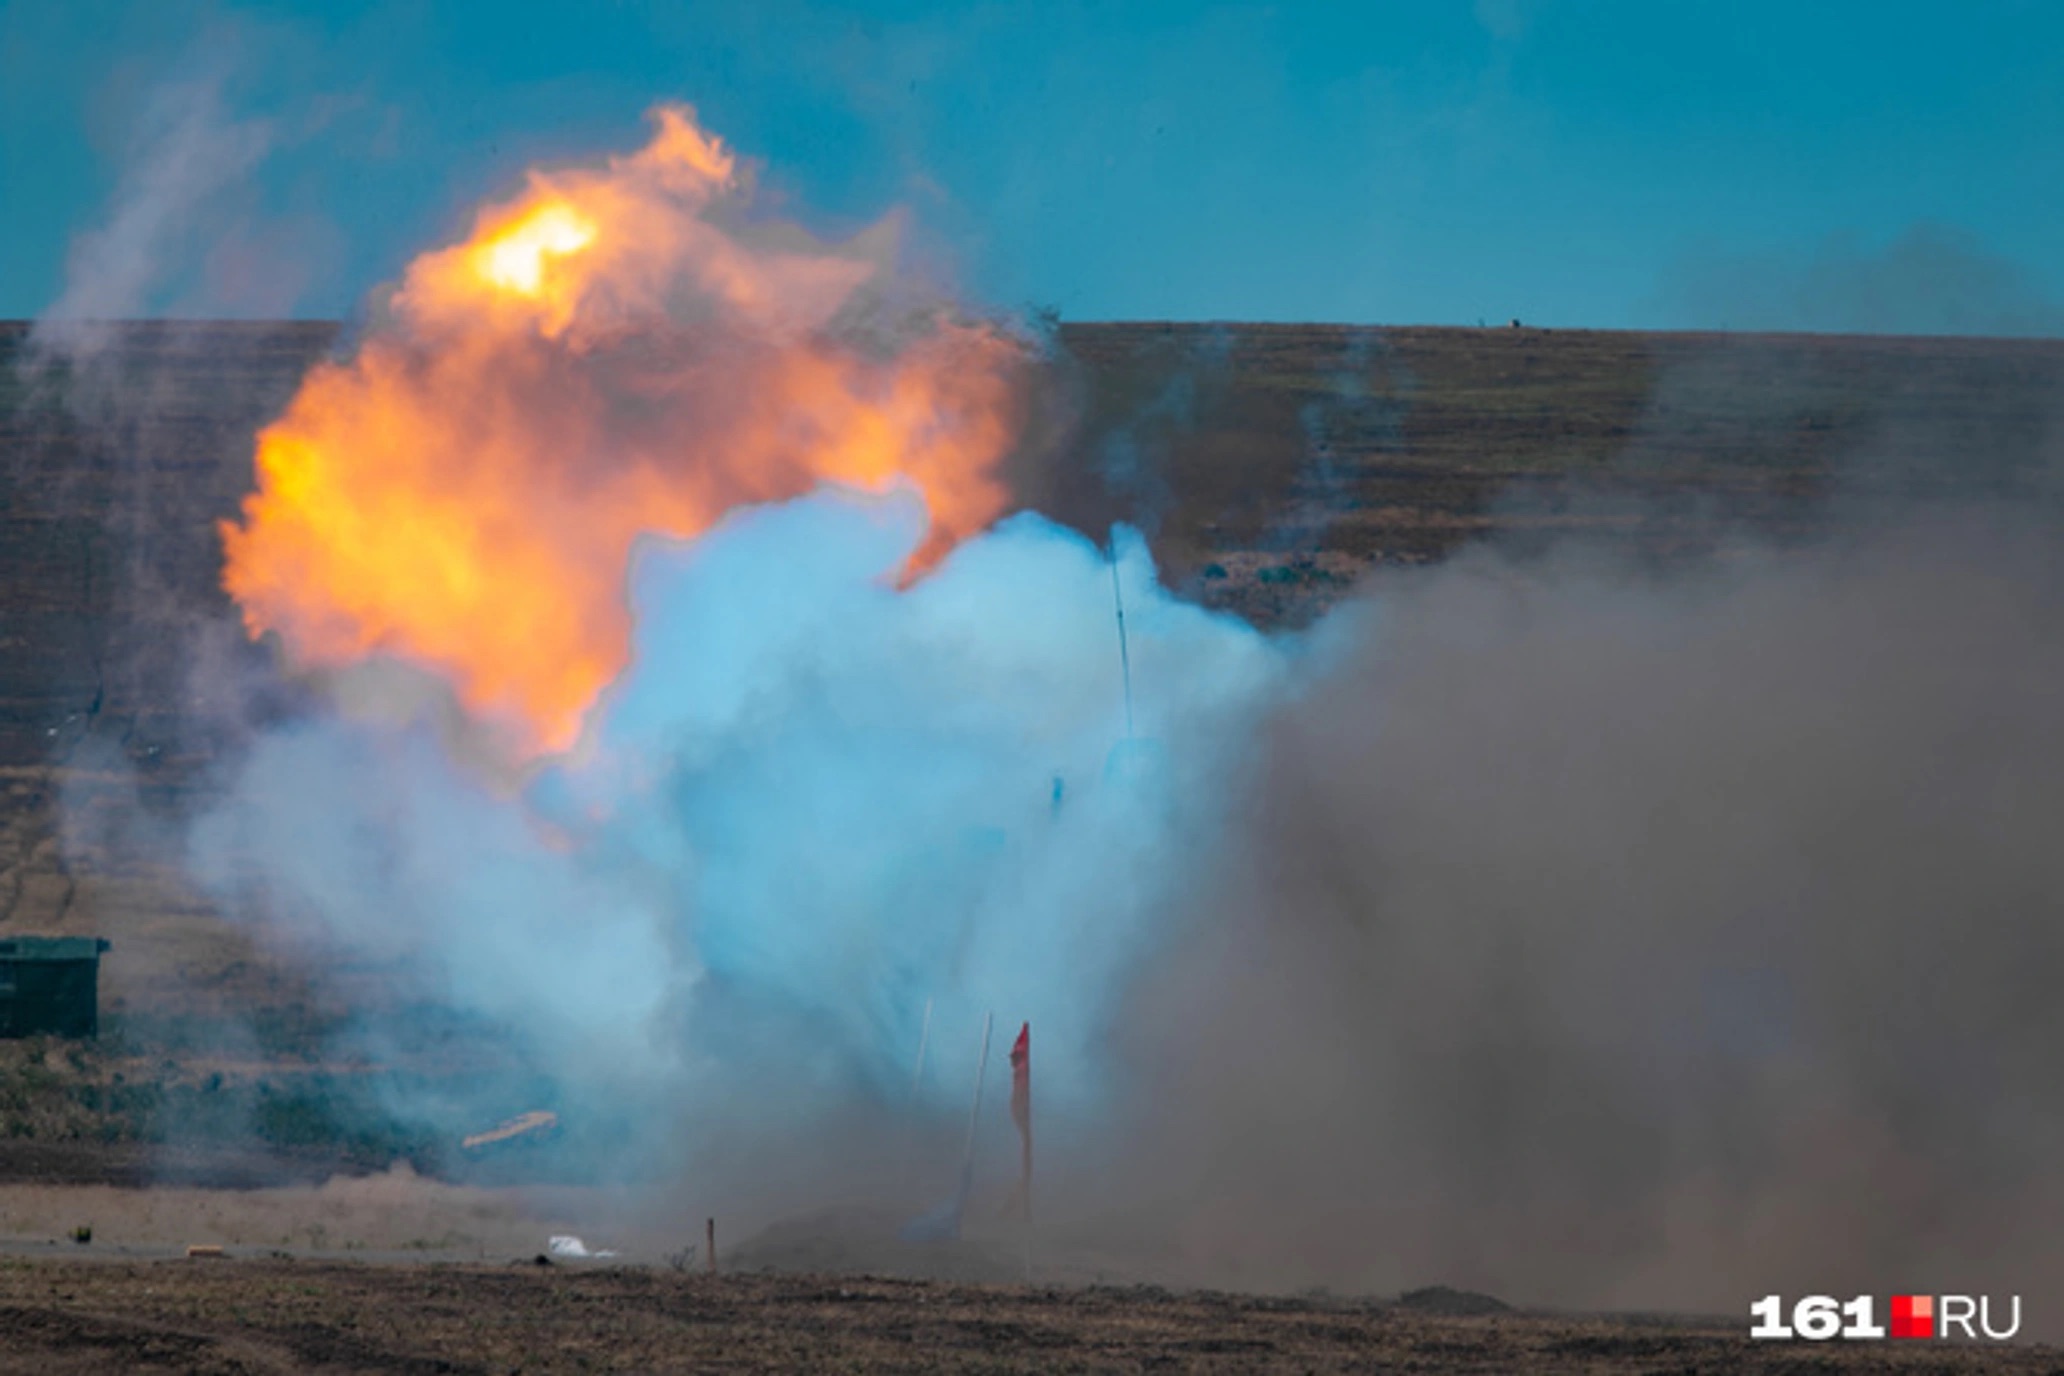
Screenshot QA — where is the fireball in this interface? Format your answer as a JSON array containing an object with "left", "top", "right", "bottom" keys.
[{"left": 222, "top": 104, "right": 1025, "bottom": 755}]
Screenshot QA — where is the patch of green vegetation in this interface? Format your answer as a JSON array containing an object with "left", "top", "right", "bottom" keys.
[
  {"left": 1256, "top": 560, "right": 1347, "bottom": 588},
  {"left": 246, "top": 1079, "right": 443, "bottom": 1168},
  {"left": 0, "top": 1034, "right": 451, "bottom": 1168}
]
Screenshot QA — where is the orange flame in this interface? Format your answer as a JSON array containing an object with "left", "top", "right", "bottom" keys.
[{"left": 222, "top": 105, "right": 1025, "bottom": 755}]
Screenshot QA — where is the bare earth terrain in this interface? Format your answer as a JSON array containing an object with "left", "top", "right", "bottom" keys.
[
  {"left": 4, "top": 320, "right": 2064, "bottom": 1369},
  {"left": 1, "top": 1260, "right": 2057, "bottom": 1375}
]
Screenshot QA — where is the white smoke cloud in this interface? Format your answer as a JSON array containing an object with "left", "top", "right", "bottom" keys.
[{"left": 190, "top": 488, "right": 1282, "bottom": 1168}]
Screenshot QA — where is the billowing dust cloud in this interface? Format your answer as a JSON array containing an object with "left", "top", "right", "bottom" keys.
[
  {"left": 1102, "top": 511, "right": 2064, "bottom": 1314},
  {"left": 167, "top": 103, "right": 2064, "bottom": 1316}
]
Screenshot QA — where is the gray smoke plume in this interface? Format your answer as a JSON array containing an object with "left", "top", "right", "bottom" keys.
[
  {"left": 18, "top": 39, "right": 308, "bottom": 744},
  {"left": 36, "top": 71, "right": 275, "bottom": 336},
  {"left": 1091, "top": 498, "right": 2064, "bottom": 1326},
  {"left": 1655, "top": 223, "right": 2064, "bottom": 338}
]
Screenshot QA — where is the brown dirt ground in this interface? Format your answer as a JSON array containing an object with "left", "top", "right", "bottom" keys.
[{"left": 0, "top": 1257, "right": 2057, "bottom": 1375}]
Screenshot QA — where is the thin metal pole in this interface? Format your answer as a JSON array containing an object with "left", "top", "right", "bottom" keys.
[
  {"left": 1110, "top": 542, "right": 1135, "bottom": 739},
  {"left": 954, "top": 1012, "right": 995, "bottom": 1220},
  {"left": 1022, "top": 1114, "right": 1033, "bottom": 1282},
  {"left": 912, "top": 996, "right": 934, "bottom": 1096}
]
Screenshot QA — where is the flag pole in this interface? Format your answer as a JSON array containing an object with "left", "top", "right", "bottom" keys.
[
  {"left": 1109, "top": 536, "right": 1135, "bottom": 740},
  {"left": 912, "top": 996, "right": 934, "bottom": 1097},
  {"left": 1008, "top": 1022, "right": 1033, "bottom": 1284},
  {"left": 953, "top": 1012, "right": 994, "bottom": 1226}
]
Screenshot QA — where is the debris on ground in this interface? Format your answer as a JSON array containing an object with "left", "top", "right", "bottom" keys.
[
  {"left": 461, "top": 1110, "right": 559, "bottom": 1152},
  {"left": 547, "top": 1235, "right": 618, "bottom": 1260}
]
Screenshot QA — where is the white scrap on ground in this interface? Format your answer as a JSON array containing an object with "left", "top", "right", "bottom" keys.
[{"left": 547, "top": 1235, "right": 618, "bottom": 1259}]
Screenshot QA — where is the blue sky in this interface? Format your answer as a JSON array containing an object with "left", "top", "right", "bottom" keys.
[{"left": 4, "top": 0, "right": 2060, "bottom": 331}]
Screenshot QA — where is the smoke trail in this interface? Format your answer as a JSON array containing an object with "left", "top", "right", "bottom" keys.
[
  {"left": 37, "top": 64, "right": 275, "bottom": 339},
  {"left": 7, "top": 44, "right": 318, "bottom": 951}
]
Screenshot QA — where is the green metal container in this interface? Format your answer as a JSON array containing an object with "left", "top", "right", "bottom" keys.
[{"left": 0, "top": 936, "right": 111, "bottom": 1038}]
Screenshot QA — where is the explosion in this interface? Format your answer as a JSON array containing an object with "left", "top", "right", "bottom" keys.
[
  {"left": 198, "top": 103, "right": 1279, "bottom": 1153},
  {"left": 99, "top": 90, "right": 2064, "bottom": 1321},
  {"left": 220, "top": 105, "right": 1026, "bottom": 753}
]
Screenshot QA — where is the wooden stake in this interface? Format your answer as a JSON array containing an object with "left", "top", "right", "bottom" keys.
[{"left": 706, "top": 1217, "right": 715, "bottom": 1274}]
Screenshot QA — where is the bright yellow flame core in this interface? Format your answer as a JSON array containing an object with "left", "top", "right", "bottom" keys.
[{"left": 476, "top": 204, "right": 597, "bottom": 296}]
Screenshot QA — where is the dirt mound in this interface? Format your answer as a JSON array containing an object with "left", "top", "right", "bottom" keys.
[
  {"left": 730, "top": 1206, "right": 1032, "bottom": 1285},
  {"left": 1397, "top": 1285, "right": 1511, "bottom": 1316}
]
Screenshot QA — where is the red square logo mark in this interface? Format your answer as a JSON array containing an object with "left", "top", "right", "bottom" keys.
[{"left": 1891, "top": 1294, "right": 1934, "bottom": 1339}]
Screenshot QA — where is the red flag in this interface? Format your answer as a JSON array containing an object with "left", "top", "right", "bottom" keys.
[
  {"left": 1007, "top": 1022, "right": 1031, "bottom": 1221},
  {"left": 1008, "top": 1022, "right": 1030, "bottom": 1131}
]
